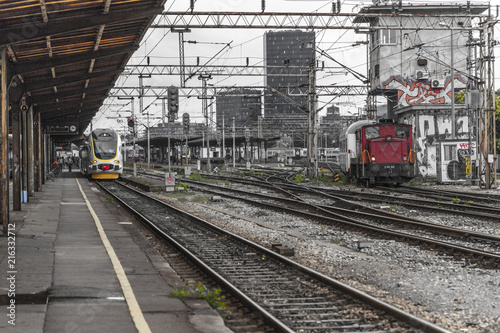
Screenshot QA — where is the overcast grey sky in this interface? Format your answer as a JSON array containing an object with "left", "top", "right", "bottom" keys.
[{"left": 92, "top": 0, "right": 500, "bottom": 133}]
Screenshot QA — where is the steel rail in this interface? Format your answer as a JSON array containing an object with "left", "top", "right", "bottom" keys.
[
  {"left": 387, "top": 185, "right": 500, "bottom": 205},
  {"left": 96, "top": 181, "right": 294, "bottom": 333},
  {"left": 97, "top": 180, "right": 452, "bottom": 333},
  {"left": 171, "top": 171, "right": 500, "bottom": 219},
  {"left": 184, "top": 180, "right": 500, "bottom": 266}
]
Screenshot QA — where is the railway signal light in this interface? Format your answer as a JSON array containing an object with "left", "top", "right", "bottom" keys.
[
  {"left": 167, "top": 86, "right": 179, "bottom": 114},
  {"left": 127, "top": 118, "right": 135, "bottom": 128},
  {"left": 182, "top": 113, "right": 190, "bottom": 132},
  {"left": 127, "top": 117, "right": 135, "bottom": 136}
]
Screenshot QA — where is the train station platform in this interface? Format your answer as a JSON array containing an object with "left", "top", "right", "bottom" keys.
[{"left": 0, "top": 171, "right": 232, "bottom": 333}]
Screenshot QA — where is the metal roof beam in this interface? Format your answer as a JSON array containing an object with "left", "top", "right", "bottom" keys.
[
  {"left": 36, "top": 94, "right": 106, "bottom": 108},
  {"left": 37, "top": 101, "right": 105, "bottom": 114},
  {"left": 31, "top": 85, "right": 114, "bottom": 104},
  {"left": 14, "top": 46, "right": 138, "bottom": 75},
  {"left": 42, "top": 108, "right": 99, "bottom": 120},
  {"left": 25, "top": 69, "right": 122, "bottom": 93},
  {"left": 44, "top": 114, "right": 94, "bottom": 125},
  {"left": 0, "top": 6, "right": 163, "bottom": 46}
]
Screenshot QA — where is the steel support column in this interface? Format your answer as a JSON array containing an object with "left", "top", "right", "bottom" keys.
[
  {"left": 27, "top": 107, "right": 34, "bottom": 196},
  {"left": 43, "top": 133, "right": 48, "bottom": 184},
  {"left": 8, "top": 76, "right": 25, "bottom": 210},
  {"left": 0, "top": 47, "right": 8, "bottom": 233},
  {"left": 34, "top": 112, "right": 42, "bottom": 191},
  {"left": 22, "top": 108, "right": 28, "bottom": 202},
  {"left": 11, "top": 103, "right": 21, "bottom": 211}
]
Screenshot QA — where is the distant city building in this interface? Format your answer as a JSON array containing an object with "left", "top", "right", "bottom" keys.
[
  {"left": 263, "top": 30, "right": 315, "bottom": 125},
  {"left": 150, "top": 121, "right": 206, "bottom": 138},
  {"left": 215, "top": 88, "right": 261, "bottom": 129}
]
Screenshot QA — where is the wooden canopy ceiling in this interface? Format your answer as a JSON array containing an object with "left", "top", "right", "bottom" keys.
[{"left": 2, "top": 0, "right": 166, "bottom": 143}]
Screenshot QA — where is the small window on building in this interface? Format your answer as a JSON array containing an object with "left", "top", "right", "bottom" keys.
[
  {"left": 371, "top": 30, "right": 379, "bottom": 49},
  {"left": 374, "top": 64, "right": 380, "bottom": 78},
  {"left": 381, "top": 29, "right": 397, "bottom": 45},
  {"left": 444, "top": 145, "right": 456, "bottom": 161}
]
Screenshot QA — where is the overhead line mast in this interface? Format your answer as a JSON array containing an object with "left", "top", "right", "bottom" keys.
[{"left": 153, "top": 11, "right": 488, "bottom": 31}]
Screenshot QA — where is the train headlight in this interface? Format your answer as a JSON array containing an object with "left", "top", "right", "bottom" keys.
[
  {"left": 371, "top": 155, "right": 376, "bottom": 162},
  {"left": 114, "top": 160, "right": 120, "bottom": 164},
  {"left": 90, "top": 160, "right": 97, "bottom": 164}
]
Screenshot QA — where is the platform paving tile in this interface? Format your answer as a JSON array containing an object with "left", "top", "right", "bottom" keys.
[
  {"left": 0, "top": 175, "right": 235, "bottom": 333},
  {"left": 0, "top": 304, "right": 47, "bottom": 333},
  {"left": 44, "top": 302, "right": 137, "bottom": 333}
]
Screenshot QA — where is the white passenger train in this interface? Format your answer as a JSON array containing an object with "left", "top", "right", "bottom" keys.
[{"left": 80, "top": 128, "right": 123, "bottom": 180}]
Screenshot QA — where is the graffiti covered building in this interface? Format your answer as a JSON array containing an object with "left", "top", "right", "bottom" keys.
[{"left": 355, "top": 2, "right": 489, "bottom": 180}]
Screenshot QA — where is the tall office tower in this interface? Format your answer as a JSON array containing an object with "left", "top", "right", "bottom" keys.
[
  {"left": 215, "top": 88, "right": 261, "bottom": 129},
  {"left": 263, "top": 30, "right": 315, "bottom": 134}
]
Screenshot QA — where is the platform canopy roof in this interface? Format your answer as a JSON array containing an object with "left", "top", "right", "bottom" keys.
[{"left": 2, "top": 0, "right": 166, "bottom": 143}]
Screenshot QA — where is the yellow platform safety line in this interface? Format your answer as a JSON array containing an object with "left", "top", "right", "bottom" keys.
[{"left": 75, "top": 178, "right": 152, "bottom": 333}]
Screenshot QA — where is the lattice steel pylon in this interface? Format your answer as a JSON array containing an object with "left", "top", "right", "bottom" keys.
[{"left": 478, "top": 18, "right": 496, "bottom": 189}]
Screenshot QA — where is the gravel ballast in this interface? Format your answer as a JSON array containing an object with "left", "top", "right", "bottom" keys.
[{"left": 155, "top": 183, "right": 500, "bottom": 333}]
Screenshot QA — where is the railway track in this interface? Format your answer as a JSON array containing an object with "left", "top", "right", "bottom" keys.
[
  {"left": 200, "top": 172, "right": 500, "bottom": 221},
  {"left": 184, "top": 179, "right": 500, "bottom": 268},
  {"left": 377, "top": 185, "right": 500, "bottom": 206},
  {"left": 123, "top": 169, "right": 500, "bottom": 266},
  {"left": 97, "top": 180, "right": 450, "bottom": 333}
]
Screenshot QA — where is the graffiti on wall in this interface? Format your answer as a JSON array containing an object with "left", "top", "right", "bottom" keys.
[{"left": 383, "top": 75, "right": 467, "bottom": 107}]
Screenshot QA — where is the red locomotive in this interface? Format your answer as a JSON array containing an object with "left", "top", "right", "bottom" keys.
[{"left": 339, "top": 119, "right": 414, "bottom": 185}]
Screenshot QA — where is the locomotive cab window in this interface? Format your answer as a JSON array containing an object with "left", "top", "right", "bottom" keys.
[
  {"left": 364, "top": 126, "right": 379, "bottom": 139},
  {"left": 395, "top": 126, "right": 409, "bottom": 138}
]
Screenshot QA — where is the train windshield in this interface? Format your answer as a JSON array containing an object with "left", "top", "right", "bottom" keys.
[{"left": 92, "top": 130, "right": 117, "bottom": 160}]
